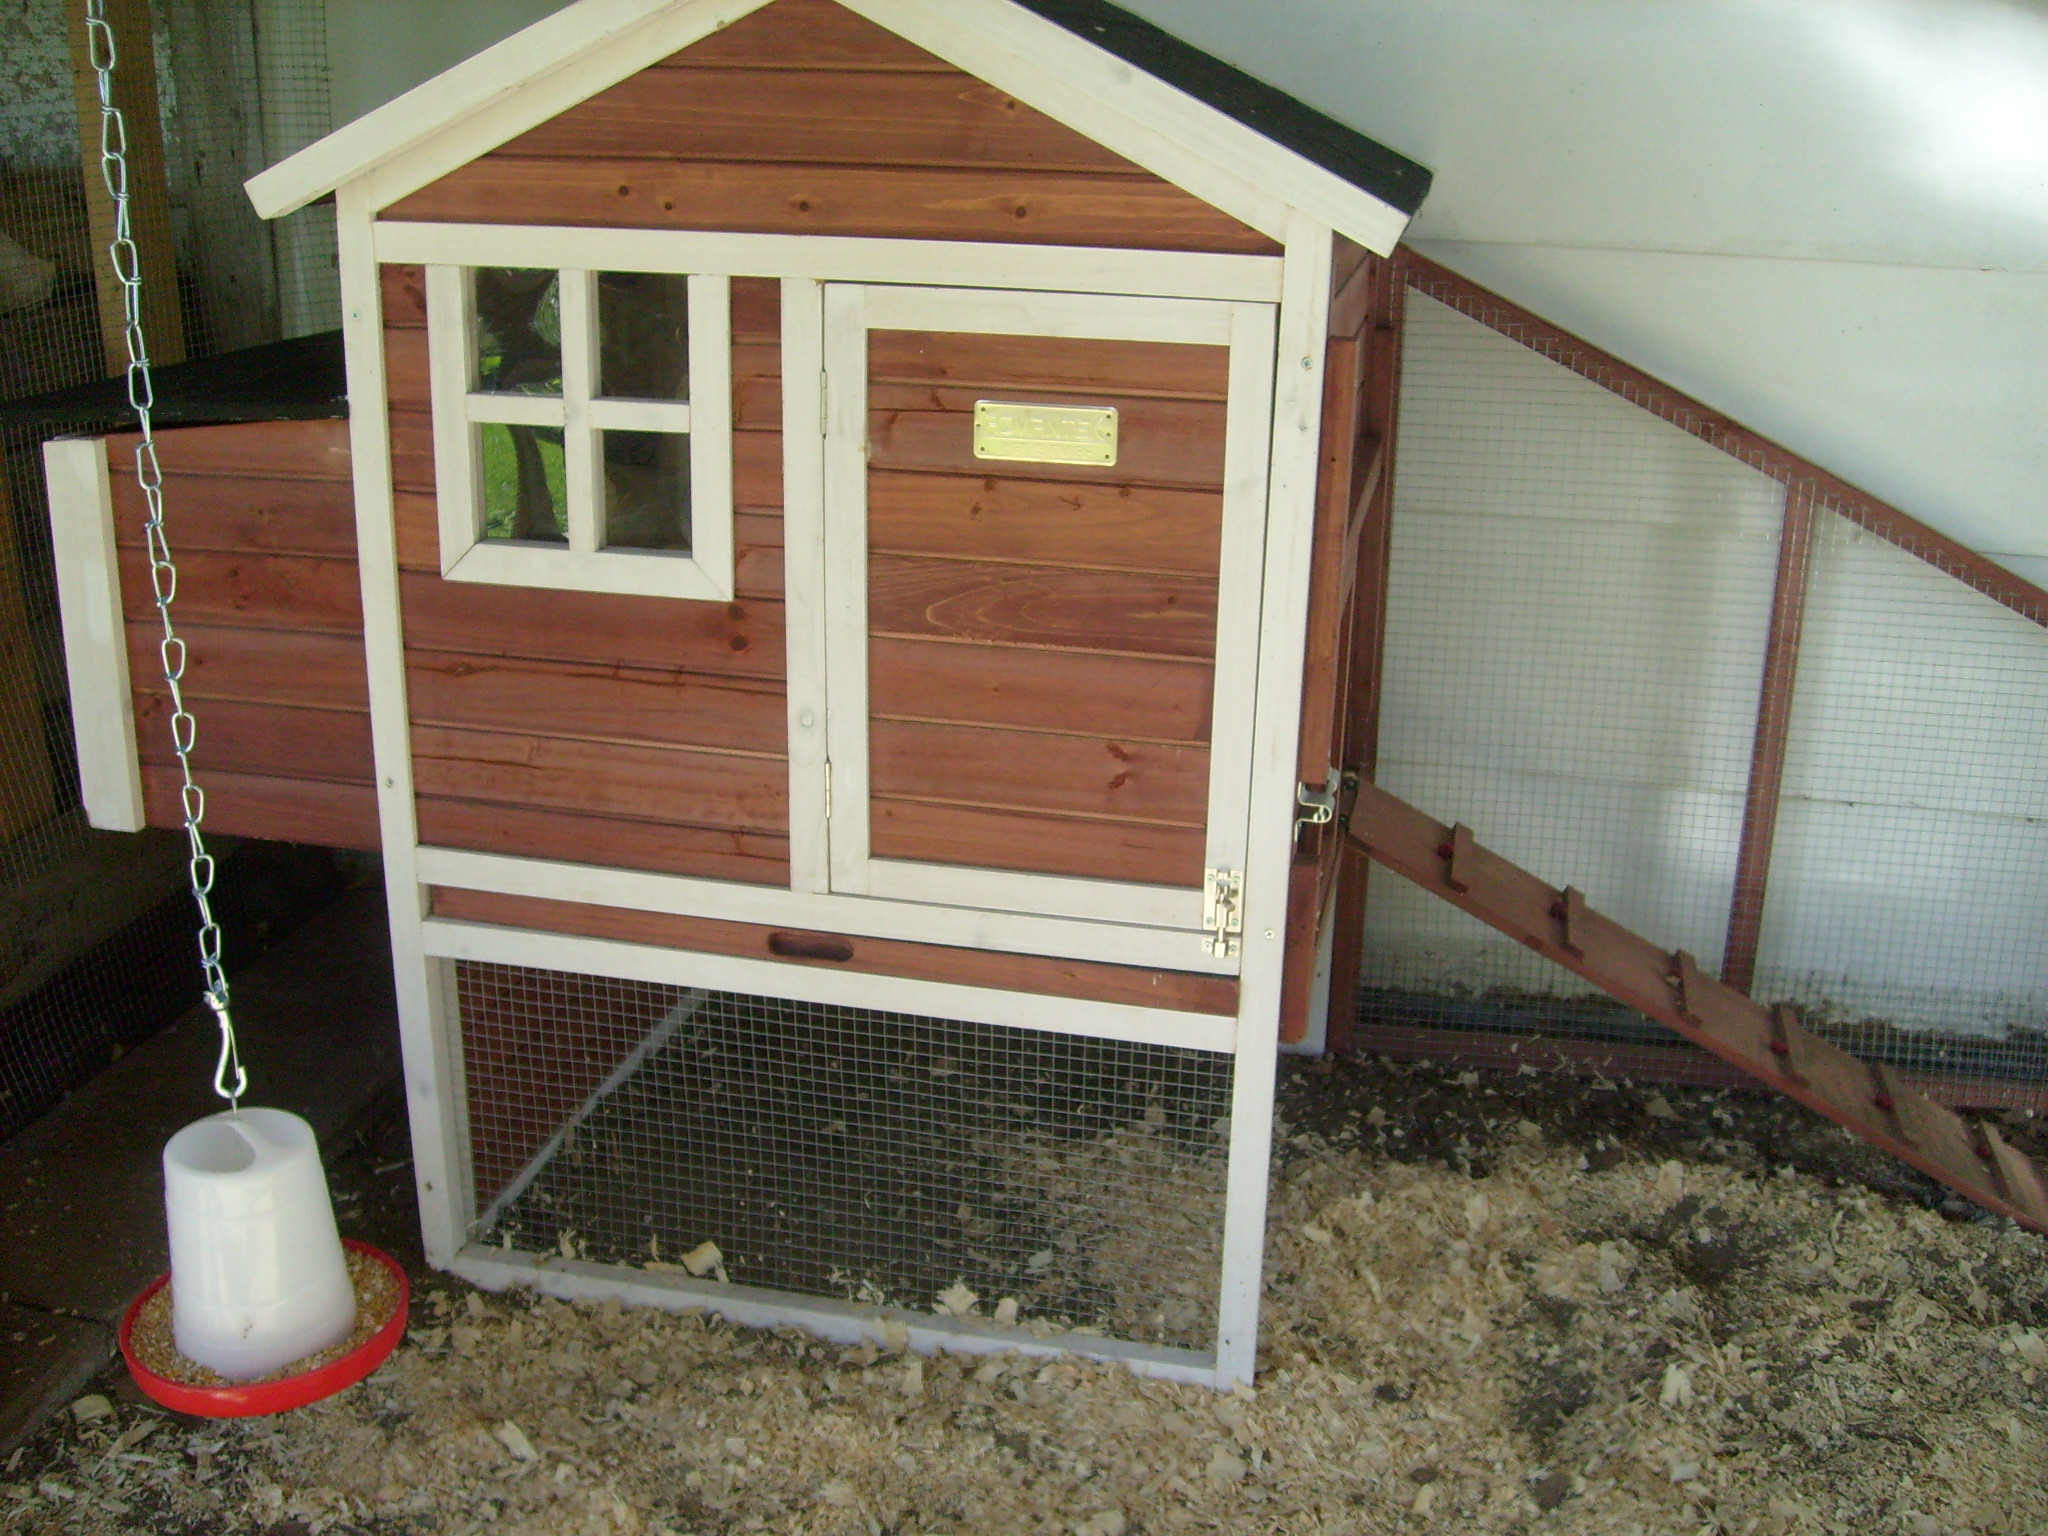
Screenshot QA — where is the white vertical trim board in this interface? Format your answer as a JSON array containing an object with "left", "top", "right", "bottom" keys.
[
  {"left": 819, "top": 281, "right": 875, "bottom": 894},
  {"left": 43, "top": 436, "right": 144, "bottom": 833},
  {"left": 781, "top": 277, "right": 831, "bottom": 894},
  {"left": 453, "top": 1246, "right": 1220, "bottom": 1387},
  {"left": 1200, "top": 300, "right": 1280, "bottom": 885},
  {"left": 558, "top": 268, "right": 602, "bottom": 554},
  {"left": 338, "top": 180, "right": 471, "bottom": 1266},
  {"left": 685, "top": 272, "right": 736, "bottom": 597},
  {"left": 1213, "top": 215, "right": 1335, "bottom": 1389}
]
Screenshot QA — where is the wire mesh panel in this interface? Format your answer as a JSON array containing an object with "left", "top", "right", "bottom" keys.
[
  {"left": 0, "top": 0, "right": 341, "bottom": 1138},
  {"left": 457, "top": 962, "right": 1235, "bottom": 1351},
  {"left": 1365, "top": 290, "right": 1781, "bottom": 1008},
  {"left": 1358, "top": 261, "right": 2048, "bottom": 1111},
  {"left": 1754, "top": 507, "right": 2048, "bottom": 1087}
]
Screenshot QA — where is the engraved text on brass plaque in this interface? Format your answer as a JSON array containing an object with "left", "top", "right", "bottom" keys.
[{"left": 971, "top": 400, "right": 1118, "bottom": 466}]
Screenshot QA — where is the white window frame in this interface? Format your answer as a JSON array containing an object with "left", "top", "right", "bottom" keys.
[{"left": 423, "top": 260, "right": 734, "bottom": 601}]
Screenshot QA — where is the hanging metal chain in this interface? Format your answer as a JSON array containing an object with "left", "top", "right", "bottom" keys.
[{"left": 86, "top": 2, "right": 246, "bottom": 1108}]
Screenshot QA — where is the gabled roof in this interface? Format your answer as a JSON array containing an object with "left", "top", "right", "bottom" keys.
[
  {"left": 1011, "top": 0, "right": 1430, "bottom": 218},
  {"left": 246, "top": 0, "right": 1429, "bottom": 254}
]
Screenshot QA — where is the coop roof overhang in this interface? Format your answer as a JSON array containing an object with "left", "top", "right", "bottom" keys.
[{"left": 243, "top": 0, "right": 1430, "bottom": 254}]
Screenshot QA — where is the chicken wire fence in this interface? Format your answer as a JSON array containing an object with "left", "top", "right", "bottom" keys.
[
  {"left": 456, "top": 961, "right": 1236, "bottom": 1353},
  {"left": 1359, "top": 258, "right": 2048, "bottom": 1109},
  {"left": 0, "top": 0, "right": 337, "bottom": 1138}
]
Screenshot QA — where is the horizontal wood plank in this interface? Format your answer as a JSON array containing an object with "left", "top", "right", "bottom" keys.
[
  {"left": 384, "top": 159, "right": 1281, "bottom": 256},
  {"left": 871, "top": 798, "right": 1205, "bottom": 887},
  {"left": 867, "top": 554, "right": 1215, "bottom": 660},
  {"left": 868, "top": 635, "right": 1212, "bottom": 744},
  {"left": 398, "top": 571, "right": 785, "bottom": 678},
  {"left": 107, "top": 419, "right": 351, "bottom": 482},
  {"left": 731, "top": 276, "right": 780, "bottom": 340},
  {"left": 135, "top": 694, "right": 374, "bottom": 784},
  {"left": 384, "top": 327, "right": 429, "bottom": 410},
  {"left": 870, "top": 718, "right": 1209, "bottom": 826},
  {"left": 659, "top": 0, "right": 960, "bottom": 72},
  {"left": 430, "top": 887, "right": 1237, "bottom": 1016},
  {"left": 393, "top": 491, "right": 440, "bottom": 571},
  {"left": 127, "top": 623, "right": 369, "bottom": 713},
  {"left": 407, "top": 649, "right": 786, "bottom": 756},
  {"left": 118, "top": 547, "right": 362, "bottom": 635},
  {"left": 411, "top": 724, "right": 787, "bottom": 833},
  {"left": 871, "top": 330, "right": 1229, "bottom": 401},
  {"left": 110, "top": 471, "right": 359, "bottom": 560},
  {"left": 381, "top": 263, "right": 426, "bottom": 326},
  {"left": 142, "top": 766, "right": 380, "bottom": 850},
  {"left": 869, "top": 395, "right": 1225, "bottom": 489},
  {"left": 867, "top": 470, "right": 1221, "bottom": 576},
  {"left": 502, "top": 68, "right": 1136, "bottom": 174},
  {"left": 416, "top": 797, "right": 789, "bottom": 885}
]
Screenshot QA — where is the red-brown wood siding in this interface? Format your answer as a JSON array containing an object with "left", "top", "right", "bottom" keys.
[
  {"left": 107, "top": 419, "right": 379, "bottom": 850},
  {"left": 862, "top": 325, "right": 1227, "bottom": 889},
  {"left": 384, "top": 264, "right": 794, "bottom": 884},
  {"left": 379, "top": 0, "right": 1276, "bottom": 257}
]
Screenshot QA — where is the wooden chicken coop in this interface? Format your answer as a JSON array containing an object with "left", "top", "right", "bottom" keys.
[
  {"left": 44, "top": 0, "right": 2046, "bottom": 1389},
  {"left": 41, "top": 0, "right": 1431, "bottom": 1386}
]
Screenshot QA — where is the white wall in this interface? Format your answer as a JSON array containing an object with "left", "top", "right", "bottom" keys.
[
  {"left": 1112, "top": 0, "right": 2048, "bottom": 585},
  {"left": 323, "top": 0, "right": 570, "bottom": 131}
]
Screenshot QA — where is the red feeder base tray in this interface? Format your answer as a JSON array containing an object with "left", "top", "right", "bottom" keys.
[{"left": 119, "top": 1239, "right": 410, "bottom": 1418}]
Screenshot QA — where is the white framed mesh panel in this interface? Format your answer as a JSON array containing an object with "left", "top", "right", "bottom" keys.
[{"left": 455, "top": 961, "right": 1236, "bottom": 1353}]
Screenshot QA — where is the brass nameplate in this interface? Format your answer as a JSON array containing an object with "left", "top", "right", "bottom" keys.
[{"left": 972, "top": 400, "right": 1118, "bottom": 466}]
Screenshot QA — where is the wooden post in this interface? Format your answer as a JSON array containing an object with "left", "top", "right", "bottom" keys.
[
  {"left": 1721, "top": 483, "right": 1817, "bottom": 993},
  {"left": 1322, "top": 255, "right": 1406, "bottom": 1054},
  {"left": 67, "top": 0, "right": 187, "bottom": 376},
  {"left": 0, "top": 465, "right": 60, "bottom": 841}
]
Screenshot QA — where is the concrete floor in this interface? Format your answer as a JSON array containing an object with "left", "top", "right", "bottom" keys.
[{"left": 0, "top": 889, "right": 402, "bottom": 1451}]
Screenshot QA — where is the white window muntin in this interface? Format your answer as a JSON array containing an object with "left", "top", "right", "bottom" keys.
[{"left": 423, "top": 262, "right": 734, "bottom": 602}]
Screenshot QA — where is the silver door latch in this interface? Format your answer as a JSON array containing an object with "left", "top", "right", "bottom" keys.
[
  {"left": 1295, "top": 769, "right": 1340, "bottom": 831},
  {"left": 1201, "top": 867, "right": 1243, "bottom": 958}
]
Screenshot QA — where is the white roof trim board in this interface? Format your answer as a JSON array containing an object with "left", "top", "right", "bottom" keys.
[{"left": 245, "top": 0, "right": 1427, "bottom": 255}]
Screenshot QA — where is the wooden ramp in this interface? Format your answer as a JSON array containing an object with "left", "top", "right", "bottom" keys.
[{"left": 1348, "top": 780, "right": 2048, "bottom": 1235}]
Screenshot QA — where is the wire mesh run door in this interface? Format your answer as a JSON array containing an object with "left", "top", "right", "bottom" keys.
[
  {"left": 458, "top": 965, "right": 1237, "bottom": 1358},
  {"left": 820, "top": 284, "right": 1277, "bottom": 940}
]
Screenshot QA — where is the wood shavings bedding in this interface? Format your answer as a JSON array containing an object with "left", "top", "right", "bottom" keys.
[{"left": 8, "top": 1063, "right": 2046, "bottom": 1536}]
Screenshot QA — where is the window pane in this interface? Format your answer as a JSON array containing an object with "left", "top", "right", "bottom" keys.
[
  {"left": 598, "top": 272, "right": 690, "bottom": 401},
  {"left": 602, "top": 430, "right": 691, "bottom": 552},
  {"left": 474, "top": 268, "right": 562, "bottom": 395},
  {"left": 479, "top": 422, "right": 567, "bottom": 543}
]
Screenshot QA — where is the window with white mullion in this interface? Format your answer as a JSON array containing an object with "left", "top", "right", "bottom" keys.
[
  {"left": 422, "top": 251, "right": 734, "bottom": 600},
  {"left": 557, "top": 269, "right": 602, "bottom": 554}
]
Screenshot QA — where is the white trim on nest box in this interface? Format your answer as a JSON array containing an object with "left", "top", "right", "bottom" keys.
[{"left": 43, "top": 436, "right": 144, "bottom": 833}]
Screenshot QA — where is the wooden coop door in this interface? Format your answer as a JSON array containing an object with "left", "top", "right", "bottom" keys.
[{"left": 820, "top": 284, "right": 1276, "bottom": 943}]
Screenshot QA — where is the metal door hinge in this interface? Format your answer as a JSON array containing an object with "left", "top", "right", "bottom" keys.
[
  {"left": 823, "top": 760, "right": 833, "bottom": 819},
  {"left": 1201, "top": 867, "right": 1243, "bottom": 958},
  {"left": 819, "top": 371, "right": 830, "bottom": 431},
  {"left": 1295, "top": 769, "right": 1340, "bottom": 832}
]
